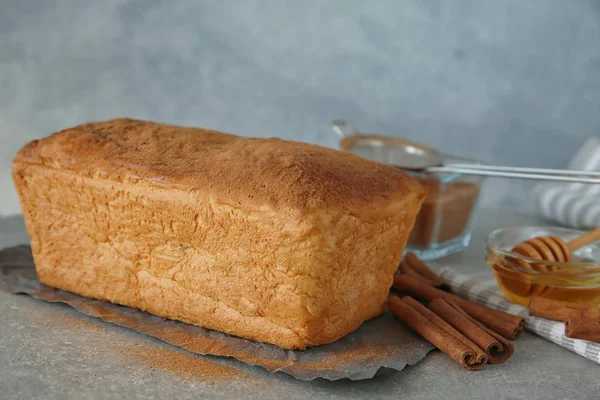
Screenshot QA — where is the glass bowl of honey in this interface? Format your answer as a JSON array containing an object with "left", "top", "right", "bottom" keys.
[{"left": 486, "top": 226, "right": 600, "bottom": 307}]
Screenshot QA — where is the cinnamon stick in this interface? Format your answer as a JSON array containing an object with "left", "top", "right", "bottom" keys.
[
  {"left": 529, "top": 297, "right": 589, "bottom": 322},
  {"left": 565, "top": 313, "right": 600, "bottom": 343},
  {"left": 528, "top": 297, "right": 600, "bottom": 342},
  {"left": 430, "top": 298, "right": 514, "bottom": 364},
  {"left": 460, "top": 298, "right": 525, "bottom": 341},
  {"left": 388, "top": 296, "right": 488, "bottom": 370},
  {"left": 393, "top": 274, "right": 525, "bottom": 339},
  {"left": 404, "top": 252, "right": 446, "bottom": 287},
  {"left": 398, "top": 261, "right": 437, "bottom": 286}
]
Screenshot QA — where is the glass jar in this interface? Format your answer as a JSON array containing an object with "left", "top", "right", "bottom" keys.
[
  {"left": 403, "top": 168, "right": 483, "bottom": 260},
  {"left": 339, "top": 134, "right": 483, "bottom": 260}
]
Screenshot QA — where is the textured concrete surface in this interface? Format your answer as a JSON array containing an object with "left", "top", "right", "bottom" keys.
[
  {"left": 2, "top": 1, "right": 600, "bottom": 216},
  {"left": 1, "top": 210, "right": 599, "bottom": 399}
]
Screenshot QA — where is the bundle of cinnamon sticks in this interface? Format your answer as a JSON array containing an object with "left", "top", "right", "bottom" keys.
[
  {"left": 389, "top": 253, "right": 524, "bottom": 370},
  {"left": 529, "top": 297, "right": 600, "bottom": 343}
]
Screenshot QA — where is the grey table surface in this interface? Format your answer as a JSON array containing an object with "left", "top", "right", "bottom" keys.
[{"left": 0, "top": 210, "right": 598, "bottom": 400}]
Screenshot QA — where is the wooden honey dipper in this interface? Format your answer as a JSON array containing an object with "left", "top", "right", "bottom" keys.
[{"left": 497, "top": 228, "right": 600, "bottom": 297}]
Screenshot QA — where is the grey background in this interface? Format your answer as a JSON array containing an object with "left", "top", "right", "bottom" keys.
[{"left": 2, "top": 0, "right": 600, "bottom": 216}]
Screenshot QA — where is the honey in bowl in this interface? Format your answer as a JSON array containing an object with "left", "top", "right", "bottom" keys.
[{"left": 486, "top": 227, "right": 600, "bottom": 307}]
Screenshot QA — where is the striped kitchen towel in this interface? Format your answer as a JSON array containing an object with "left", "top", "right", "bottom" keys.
[
  {"left": 531, "top": 137, "right": 600, "bottom": 229},
  {"left": 438, "top": 267, "right": 600, "bottom": 364}
]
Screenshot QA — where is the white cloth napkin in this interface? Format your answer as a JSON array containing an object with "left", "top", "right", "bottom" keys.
[
  {"left": 531, "top": 137, "right": 600, "bottom": 229},
  {"left": 438, "top": 267, "right": 600, "bottom": 364}
]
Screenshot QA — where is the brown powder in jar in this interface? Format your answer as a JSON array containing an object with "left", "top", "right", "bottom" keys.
[{"left": 408, "top": 178, "right": 479, "bottom": 248}]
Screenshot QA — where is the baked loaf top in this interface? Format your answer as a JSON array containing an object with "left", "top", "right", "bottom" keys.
[{"left": 15, "top": 118, "right": 423, "bottom": 214}]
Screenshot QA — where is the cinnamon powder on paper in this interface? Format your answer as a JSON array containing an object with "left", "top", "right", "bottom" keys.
[
  {"left": 147, "top": 326, "right": 392, "bottom": 373},
  {"left": 51, "top": 311, "right": 250, "bottom": 383},
  {"left": 147, "top": 326, "right": 290, "bottom": 372},
  {"left": 298, "top": 344, "right": 396, "bottom": 371},
  {"left": 148, "top": 325, "right": 401, "bottom": 373},
  {"left": 125, "top": 341, "right": 248, "bottom": 383},
  {"left": 53, "top": 306, "right": 392, "bottom": 377},
  {"left": 53, "top": 313, "right": 101, "bottom": 330}
]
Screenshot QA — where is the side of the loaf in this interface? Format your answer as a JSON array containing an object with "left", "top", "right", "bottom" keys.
[
  {"left": 12, "top": 164, "right": 317, "bottom": 348},
  {"left": 12, "top": 119, "right": 426, "bottom": 349}
]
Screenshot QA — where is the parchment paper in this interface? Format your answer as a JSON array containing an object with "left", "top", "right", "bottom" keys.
[{"left": 0, "top": 245, "right": 434, "bottom": 381}]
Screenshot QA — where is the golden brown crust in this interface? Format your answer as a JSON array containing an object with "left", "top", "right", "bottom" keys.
[
  {"left": 15, "top": 118, "right": 423, "bottom": 214},
  {"left": 12, "top": 119, "right": 427, "bottom": 349}
]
